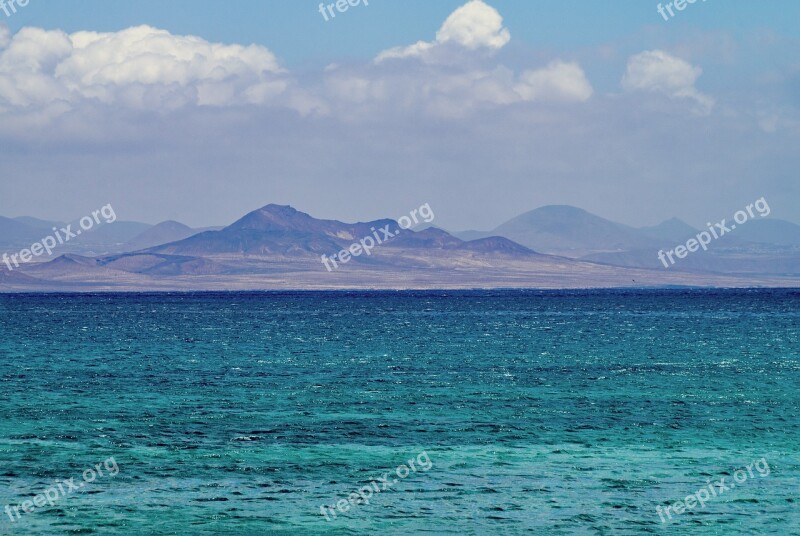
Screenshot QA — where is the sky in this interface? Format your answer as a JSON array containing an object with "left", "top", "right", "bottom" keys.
[{"left": 0, "top": 0, "right": 798, "bottom": 230}]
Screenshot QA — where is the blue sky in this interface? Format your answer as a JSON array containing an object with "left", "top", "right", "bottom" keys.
[
  {"left": 8, "top": 0, "right": 800, "bottom": 67},
  {"left": 0, "top": 1, "right": 798, "bottom": 229}
]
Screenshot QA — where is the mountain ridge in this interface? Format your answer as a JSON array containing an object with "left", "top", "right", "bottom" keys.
[{"left": 145, "top": 204, "right": 538, "bottom": 259}]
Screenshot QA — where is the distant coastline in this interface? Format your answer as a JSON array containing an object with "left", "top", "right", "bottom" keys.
[{"left": 2, "top": 204, "right": 799, "bottom": 293}]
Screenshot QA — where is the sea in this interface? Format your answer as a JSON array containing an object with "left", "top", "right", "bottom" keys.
[{"left": 0, "top": 289, "right": 798, "bottom": 535}]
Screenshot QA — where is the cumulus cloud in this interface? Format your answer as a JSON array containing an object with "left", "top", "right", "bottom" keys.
[
  {"left": 516, "top": 61, "right": 593, "bottom": 103},
  {"left": 621, "top": 50, "right": 714, "bottom": 113},
  {"left": 324, "top": 60, "right": 592, "bottom": 119},
  {"left": 436, "top": 0, "right": 511, "bottom": 50},
  {"left": 0, "top": 25, "right": 323, "bottom": 114},
  {"left": 0, "top": 1, "right": 594, "bottom": 124},
  {"left": 323, "top": 1, "right": 592, "bottom": 116},
  {"left": 376, "top": 0, "right": 510, "bottom": 63},
  {"left": 375, "top": 40, "right": 435, "bottom": 63}
]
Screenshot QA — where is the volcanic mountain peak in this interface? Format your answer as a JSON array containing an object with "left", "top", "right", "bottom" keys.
[{"left": 227, "top": 204, "right": 325, "bottom": 232}]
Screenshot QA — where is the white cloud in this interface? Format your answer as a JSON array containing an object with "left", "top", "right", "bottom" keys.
[
  {"left": 327, "top": 1, "right": 592, "bottom": 116},
  {"left": 1, "top": 1, "right": 595, "bottom": 124},
  {"left": 436, "top": 0, "right": 511, "bottom": 50},
  {"left": 0, "top": 25, "right": 323, "bottom": 114},
  {"left": 376, "top": 0, "right": 510, "bottom": 63},
  {"left": 516, "top": 61, "right": 593, "bottom": 102},
  {"left": 375, "top": 41, "right": 436, "bottom": 63},
  {"left": 324, "top": 60, "right": 593, "bottom": 119},
  {"left": 621, "top": 50, "right": 714, "bottom": 113},
  {"left": 0, "top": 23, "right": 10, "bottom": 49}
]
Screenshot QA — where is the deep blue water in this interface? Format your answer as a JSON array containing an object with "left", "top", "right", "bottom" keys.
[{"left": 0, "top": 289, "right": 798, "bottom": 534}]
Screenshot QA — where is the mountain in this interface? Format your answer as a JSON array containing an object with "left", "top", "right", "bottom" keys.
[
  {"left": 638, "top": 217, "right": 800, "bottom": 248},
  {"left": 5, "top": 203, "right": 800, "bottom": 291},
  {"left": 75, "top": 221, "right": 152, "bottom": 246},
  {"left": 0, "top": 214, "right": 154, "bottom": 257},
  {"left": 449, "top": 206, "right": 800, "bottom": 276},
  {"left": 733, "top": 219, "right": 800, "bottom": 246},
  {"left": 453, "top": 230, "right": 491, "bottom": 242},
  {"left": 148, "top": 205, "right": 348, "bottom": 256},
  {"left": 147, "top": 204, "right": 537, "bottom": 259},
  {"left": 465, "top": 205, "right": 654, "bottom": 258},
  {"left": 0, "top": 216, "right": 43, "bottom": 245},
  {"left": 639, "top": 218, "right": 699, "bottom": 243},
  {"left": 13, "top": 216, "right": 64, "bottom": 230},
  {"left": 454, "top": 236, "right": 535, "bottom": 255},
  {"left": 583, "top": 217, "right": 800, "bottom": 275},
  {"left": 122, "top": 220, "right": 203, "bottom": 251}
]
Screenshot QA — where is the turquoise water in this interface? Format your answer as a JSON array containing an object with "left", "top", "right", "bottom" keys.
[{"left": 0, "top": 290, "right": 798, "bottom": 535}]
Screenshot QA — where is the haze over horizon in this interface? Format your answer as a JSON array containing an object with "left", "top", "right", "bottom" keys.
[{"left": 1, "top": 0, "right": 798, "bottom": 230}]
